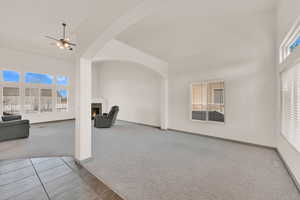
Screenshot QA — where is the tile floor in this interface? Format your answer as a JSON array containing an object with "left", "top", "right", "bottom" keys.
[{"left": 0, "top": 157, "right": 123, "bottom": 200}]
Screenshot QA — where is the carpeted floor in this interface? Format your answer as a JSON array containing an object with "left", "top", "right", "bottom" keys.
[
  {"left": 85, "top": 121, "right": 300, "bottom": 200},
  {"left": 0, "top": 120, "right": 299, "bottom": 200},
  {"left": 0, "top": 121, "right": 74, "bottom": 160}
]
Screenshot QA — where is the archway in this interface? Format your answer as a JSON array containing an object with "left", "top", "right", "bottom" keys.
[
  {"left": 92, "top": 60, "right": 164, "bottom": 128},
  {"left": 92, "top": 39, "right": 168, "bottom": 130},
  {"left": 75, "top": 1, "right": 169, "bottom": 161}
]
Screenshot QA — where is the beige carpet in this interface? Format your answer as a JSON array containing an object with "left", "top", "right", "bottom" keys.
[
  {"left": 0, "top": 120, "right": 299, "bottom": 200},
  {"left": 0, "top": 121, "right": 74, "bottom": 160},
  {"left": 84, "top": 121, "right": 300, "bottom": 200}
]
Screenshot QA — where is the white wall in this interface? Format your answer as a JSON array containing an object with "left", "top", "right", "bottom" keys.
[
  {"left": 92, "top": 61, "right": 161, "bottom": 127},
  {"left": 277, "top": 0, "right": 300, "bottom": 184},
  {"left": 167, "top": 12, "right": 277, "bottom": 147},
  {"left": 0, "top": 47, "right": 75, "bottom": 123}
]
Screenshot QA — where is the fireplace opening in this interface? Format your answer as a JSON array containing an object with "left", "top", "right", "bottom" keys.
[{"left": 91, "top": 103, "right": 102, "bottom": 120}]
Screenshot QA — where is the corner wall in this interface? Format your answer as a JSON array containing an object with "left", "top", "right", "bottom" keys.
[
  {"left": 0, "top": 48, "right": 75, "bottom": 123},
  {"left": 276, "top": 0, "right": 300, "bottom": 185},
  {"left": 167, "top": 12, "right": 277, "bottom": 147}
]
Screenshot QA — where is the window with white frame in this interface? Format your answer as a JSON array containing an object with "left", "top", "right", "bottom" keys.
[
  {"left": 56, "top": 75, "right": 69, "bottom": 112},
  {"left": 280, "top": 17, "right": 300, "bottom": 63},
  {"left": 191, "top": 81, "right": 225, "bottom": 122},
  {"left": 1, "top": 70, "right": 20, "bottom": 115},
  {"left": 281, "top": 64, "right": 300, "bottom": 152},
  {"left": 0, "top": 70, "right": 70, "bottom": 115},
  {"left": 213, "top": 88, "right": 224, "bottom": 104},
  {"left": 40, "top": 89, "right": 52, "bottom": 112},
  {"left": 25, "top": 72, "right": 53, "bottom": 84},
  {"left": 290, "top": 36, "right": 300, "bottom": 52},
  {"left": 3, "top": 87, "right": 20, "bottom": 114},
  {"left": 2, "top": 70, "right": 20, "bottom": 83},
  {"left": 56, "top": 89, "right": 68, "bottom": 111},
  {"left": 56, "top": 75, "right": 68, "bottom": 86},
  {"left": 24, "top": 88, "right": 39, "bottom": 113}
]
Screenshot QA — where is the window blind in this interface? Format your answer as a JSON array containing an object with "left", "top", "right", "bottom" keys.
[{"left": 281, "top": 65, "right": 300, "bottom": 152}]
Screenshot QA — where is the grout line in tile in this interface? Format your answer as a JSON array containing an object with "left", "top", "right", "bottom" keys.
[{"left": 29, "top": 159, "right": 51, "bottom": 200}]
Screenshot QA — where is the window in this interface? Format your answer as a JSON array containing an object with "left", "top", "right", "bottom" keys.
[
  {"left": 2, "top": 70, "right": 20, "bottom": 83},
  {"left": 56, "top": 75, "right": 69, "bottom": 112},
  {"left": 3, "top": 87, "right": 20, "bottom": 114},
  {"left": 40, "top": 89, "right": 52, "bottom": 112},
  {"left": 56, "top": 89, "right": 68, "bottom": 111},
  {"left": 191, "top": 81, "right": 225, "bottom": 122},
  {"left": 290, "top": 36, "right": 300, "bottom": 52},
  {"left": 213, "top": 89, "right": 224, "bottom": 104},
  {"left": 25, "top": 72, "right": 53, "bottom": 84},
  {"left": 24, "top": 88, "right": 39, "bottom": 113},
  {"left": 281, "top": 65, "right": 300, "bottom": 152},
  {"left": 191, "top": 83, "right": 207, "bottom": 121},
  {"left": 279, "top": 18, "right": 300, "bottom": 63},
  {"left": 56, "top": 75, "right": 68, "bottom": 86},
  {"left": 0, "top": 70, "right": 70, "bottom": 115}
]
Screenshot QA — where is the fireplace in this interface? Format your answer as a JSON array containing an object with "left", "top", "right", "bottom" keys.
[{"left": 91, "top": 103, "right": 102, "bottom": 120}]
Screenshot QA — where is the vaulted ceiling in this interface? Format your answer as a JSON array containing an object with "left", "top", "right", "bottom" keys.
[
  {"left": 116, "top": 0, "right": 277, "bottom": 63},
  {"left": 0, "top": 0, "right": 276, "bottom": 62},
  {"left": 0, "top": 0, "right": 141, "bottom": 60}
]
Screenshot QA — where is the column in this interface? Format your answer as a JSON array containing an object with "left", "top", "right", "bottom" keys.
[
  {"left": 160, "top": 78, "right": 168, "bottom": 130},
  {"left": 75, "top": 58, "right": 92, "bottom": 161}
]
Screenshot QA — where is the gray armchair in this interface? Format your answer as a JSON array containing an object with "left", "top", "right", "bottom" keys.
[
  {"left": 94, "top": 106, "right": 119, "bottom": 128},
  {"left": 0, "top": 118, "right": 30, "bottom": 142}
]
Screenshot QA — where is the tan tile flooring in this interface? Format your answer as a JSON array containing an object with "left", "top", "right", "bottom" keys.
[{"left": 0, "top": 157, "right": 123, "bottom": 200}]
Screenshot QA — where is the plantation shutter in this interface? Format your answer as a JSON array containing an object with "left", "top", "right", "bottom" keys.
[{"left": 281, "top": 65, "right": 300, "bottom": 151}]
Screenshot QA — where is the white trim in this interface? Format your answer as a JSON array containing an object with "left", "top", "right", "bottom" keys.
[
  {"left": 279, "top": 16, "right": 300, "bottom": 63},
  {"left": 211, "top": 88, "right": 224, "bottom": 105},
  {"left": 56, "top": 88, "right": 69, "bottom": 112},
  {"left": 0, "top": 69, "right": 70, "bottom": 116},
  {"left": 23, "top": 87, "right": 39, "bottom": 114},
  {"left": 2, "top": 86, "right": 21, "bottom": 114},
  {"left": 280, "top": 63, "right": 300, "bottom": 153}
]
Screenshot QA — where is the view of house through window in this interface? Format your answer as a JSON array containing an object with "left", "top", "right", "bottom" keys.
[
  {"left": 3, "top": 87, "right": 20, "bottom": 114},
  {"left": 56, "top": 89, "right": 68, "bottom": 111},
  {"left": 1, "top": 71, "right": 69, "bottom": 114},
  {"left": 24, "top": 88, "right": 39, "bottom": 113},
  {"left": 40, "top": 89, "right": 53, "bottom": 112},
  {"left": 191, "top": 81, "right": 225, "bottom": 122}
]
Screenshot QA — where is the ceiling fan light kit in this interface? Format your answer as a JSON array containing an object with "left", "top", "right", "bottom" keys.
[{"left": 45, "top": 23, "right": 76, "bottom": 51}]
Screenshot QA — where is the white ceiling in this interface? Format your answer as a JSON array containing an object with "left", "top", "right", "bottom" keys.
[
  {"left": 0, "top": 0, "right": 277, "bottom": 61},
  {"left": 0, "top": 0, "right": 141, "bottom": 60},
  {"left": 116, "top": 0, "right": 277, "bottom": 62}
]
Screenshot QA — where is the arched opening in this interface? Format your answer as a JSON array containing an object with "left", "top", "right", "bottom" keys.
[{"left": 92, "top": 60, "right": 163, "bottom": 127}]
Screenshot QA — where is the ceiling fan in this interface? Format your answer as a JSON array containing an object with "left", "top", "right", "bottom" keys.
[{"left": 45, "top": 23, "right": 76, "bottom": 51}]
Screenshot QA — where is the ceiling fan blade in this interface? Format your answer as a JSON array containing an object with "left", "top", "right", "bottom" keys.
[
  {"left": 66, "top": 42, "right": 77, "bottom": 46},
  {"left": 45, "top": 36, "right": 60, "bottom": 42}
]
